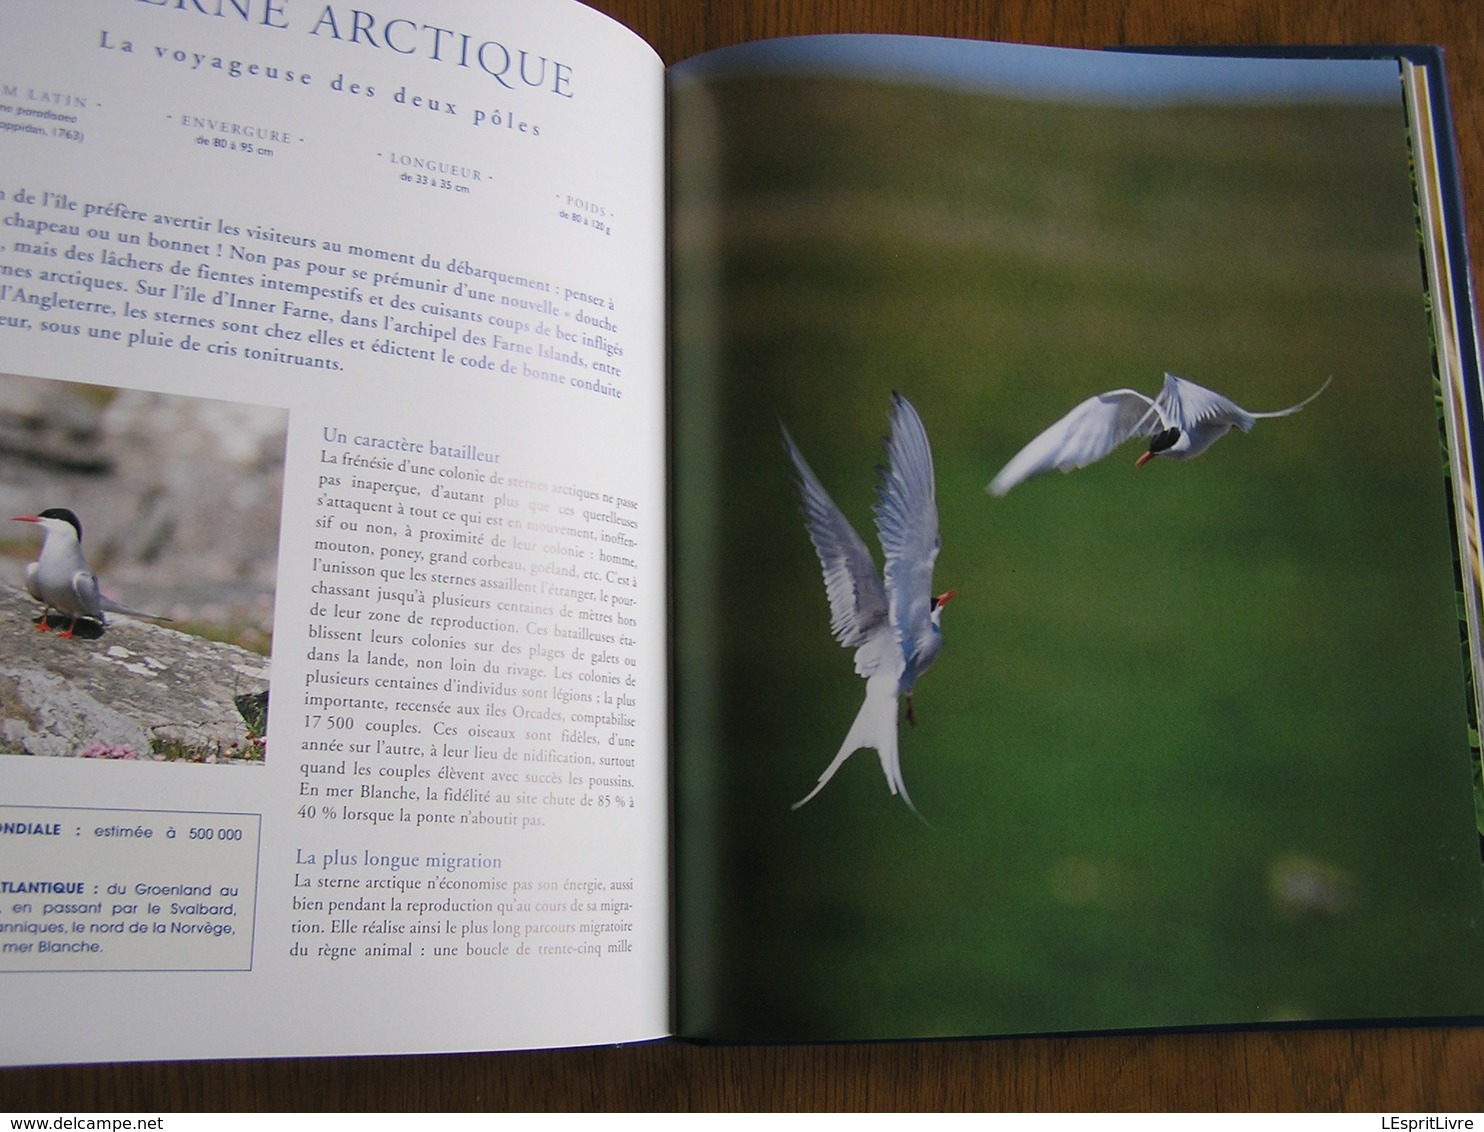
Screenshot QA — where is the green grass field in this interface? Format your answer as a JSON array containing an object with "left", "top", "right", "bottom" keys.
[{"left": 670, "top": 71, "right": 1484, "bottom": 1039}]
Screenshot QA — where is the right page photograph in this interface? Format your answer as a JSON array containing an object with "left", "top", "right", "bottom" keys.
[{"left": 668, "top": 37, "right": 1484, "bottom": 1041}]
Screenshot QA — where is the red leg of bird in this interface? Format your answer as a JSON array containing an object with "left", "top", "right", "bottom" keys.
[
  {"left": 906, "top": 695, "right": 917, "bottom": 727},
  {"left": 59, "top": 615, "right": 77, "bottom": 640}
]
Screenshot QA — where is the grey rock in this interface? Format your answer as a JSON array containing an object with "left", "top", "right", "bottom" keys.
[{"left": 0, "top": 585, "right": 270, "bottom": 763}]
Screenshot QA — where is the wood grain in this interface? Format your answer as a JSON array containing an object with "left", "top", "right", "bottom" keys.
[
  {"left": 5, "top": 0, "right": 1483, "bottom": 1112},
  {"left": 5, "top": 1027, "right": 1484, "bottom": 1110}
]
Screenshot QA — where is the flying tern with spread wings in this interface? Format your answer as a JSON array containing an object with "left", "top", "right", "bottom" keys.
[
  {"left": 783, "top": 393, "right": 955, "bottom": 814},
  {"left": 988, "top": 373, "right": 1331, "bottom": 496}
]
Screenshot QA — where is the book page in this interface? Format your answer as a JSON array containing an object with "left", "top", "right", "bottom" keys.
[
  {"left": 669, "top": 39, "right": 1484, "bottom": 1040},
  {"left": 1404, "top": 56, "right": 1484, "bottom": 729},
  {"left": 0, "top": 0, "right": 667, "bottom": 1063}
]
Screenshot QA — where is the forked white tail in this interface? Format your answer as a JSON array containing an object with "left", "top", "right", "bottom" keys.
[{"left": 793, "top": 664, "right": 916, "bottom": 814}]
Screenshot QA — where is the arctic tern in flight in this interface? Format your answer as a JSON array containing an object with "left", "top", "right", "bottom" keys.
[
  {"left": 987, "top": 373, "right": 1331, "bottom": 496},
  {"left": 783, "top": 393, "right": 955, "bottom": 814},
  {"left": 12, "top": 508, "right": 169, "bottom": 638}
]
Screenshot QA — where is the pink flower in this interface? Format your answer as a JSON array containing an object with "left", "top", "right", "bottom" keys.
[{"left": 76, "top": 743, "right": 141, "bottom": 760}]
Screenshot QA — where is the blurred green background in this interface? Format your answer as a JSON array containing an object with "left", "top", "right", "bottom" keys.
[{"left": 670, "top": 64, "right": 1484, "bottom": 1040}]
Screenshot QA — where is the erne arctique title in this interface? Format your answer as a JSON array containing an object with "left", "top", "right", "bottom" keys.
[{"left": 134, "top": 0, "right": 574, "bottom": 98}]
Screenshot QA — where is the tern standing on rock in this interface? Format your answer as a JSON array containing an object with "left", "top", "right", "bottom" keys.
[
  {"left": 783, "top": 393, "right": 955, "bottom": 815},
  {"left": 988, "top": 373, "right": 1331, "bottom": 496},
  {"left": 12, "top": 507, "right": 167, "bottom": 639}
]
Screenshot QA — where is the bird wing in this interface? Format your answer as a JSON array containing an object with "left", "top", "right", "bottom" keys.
[
  {"left": 875, "top": 393, "right": 942, "bottom": 686},
  {"left": 782, "top": 424, "right": 889, "bottom": 657},
  {"left": 1158, "top": 373, "right": 1257, "bottom": 433},
  {"left": 69, "top": 570, "right": 105, "bottom": 621},
  {"left": 988, "top": 388, "right": 1161, "bottom": 495}
]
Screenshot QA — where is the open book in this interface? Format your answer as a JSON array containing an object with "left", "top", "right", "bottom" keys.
[{"left": 1, "top": 1, "right": 1481, "bottom": 1064}]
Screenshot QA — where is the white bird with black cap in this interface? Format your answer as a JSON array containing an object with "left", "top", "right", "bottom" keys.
[
  {"left": 783, "top": 392, "right": 955, "bottom": 814},
  {"left": 988, "top": 373, "right": 1331, "bottom": 496},
  {"left": 11, "top": 507, "right": 169, "bottom": 638}
]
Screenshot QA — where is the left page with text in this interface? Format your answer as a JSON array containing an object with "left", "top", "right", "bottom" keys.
[{"left": 0, "top": 0, "right": 668, "bottom": 1064}]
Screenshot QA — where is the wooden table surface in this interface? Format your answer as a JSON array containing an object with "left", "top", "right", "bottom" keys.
[{"left": 6, "top": 0, "right": 1484, "bottom": 1113}]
